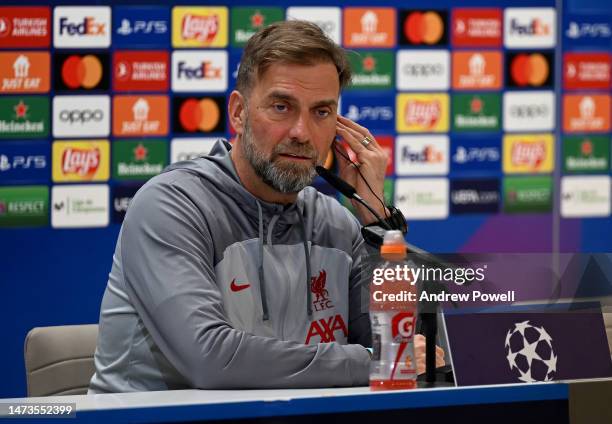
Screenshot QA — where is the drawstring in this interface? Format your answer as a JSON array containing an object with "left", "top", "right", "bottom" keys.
[
  {"left": 255, "top": 201, "right": 312, "bottom": 321},
  {"left": 297, "top": 212, "right": 313, "bottom": 318},
  {"left": 256, "top": 201, "right": 270, "bottom": 321}
]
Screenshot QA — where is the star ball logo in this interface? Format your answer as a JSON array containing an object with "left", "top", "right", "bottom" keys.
[
  {"left": 54, "top": 52, "right": 109, "bottom": 91},
  {"left": 400, "top": 10, "right": 447, "bottom": 46},
  {"left": 505, "top": 321, "right": 557, "bottom": 383},
  {"left": 173, "top": 96, "right": 225, "bottom": 134}
]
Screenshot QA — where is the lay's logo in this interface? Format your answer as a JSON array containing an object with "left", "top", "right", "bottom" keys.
[
  {"left": 52, "top": 140, "right": 109, "bottom": 182},
  {"left": 503, "top": 134, "right": 554, "bottom": 174},
  {"left": 172, "top": 7, "right": 228, "bottom": 47},
  {"left": 396, "top": 93, "right": 449, "bottom": 133}
]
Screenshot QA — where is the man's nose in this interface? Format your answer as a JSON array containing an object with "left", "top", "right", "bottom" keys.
[{"left": 287, "top": 111, "right": 312, "bottom": 143}]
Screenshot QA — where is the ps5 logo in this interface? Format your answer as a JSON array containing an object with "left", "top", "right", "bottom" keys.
[
  {"left": 566, "top": 21, "right": 611, "bottom": 39},
  {"left": 345, "top": 105, "right": 392, "bottom": 121},
  {"left": 116, "top": 19, "right": 167, "bottom": 36},
  {"left": 0, "top": 155, "right": 47, "bottom": 172}
]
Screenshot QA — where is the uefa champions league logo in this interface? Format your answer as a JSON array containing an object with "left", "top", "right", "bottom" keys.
[{"left": 505, "top": 320, "right": 557, "bottom": 382}]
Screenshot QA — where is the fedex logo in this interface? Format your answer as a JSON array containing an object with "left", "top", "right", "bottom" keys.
[
  {"left": 504, "top": 8, "right": 556, "bottom": 48},
  {"left": 59, "top": 17, "right": 105, "bottom": 36},
  {"left": 54, "top": 7, "right": 110, "bottom": 48},
  {"left": 177, "top": 61, "right": 221, "bottom": 79},
  {"left": 172, "top": 51, "right": 227, "bottom": 92}
]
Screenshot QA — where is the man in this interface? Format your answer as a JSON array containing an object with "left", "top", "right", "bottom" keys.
[{"left": 89, "top": 20, "right": 443, "bottom": 393}]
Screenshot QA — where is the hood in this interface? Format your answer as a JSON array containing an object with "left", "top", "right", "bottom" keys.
[{"left": 163, "top": 139, "right": 313, "bottom": 320}]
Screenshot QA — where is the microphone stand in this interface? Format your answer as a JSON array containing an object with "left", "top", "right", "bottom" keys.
[{"left": 314, "top": 167, "right": 453, "bottom": 385}]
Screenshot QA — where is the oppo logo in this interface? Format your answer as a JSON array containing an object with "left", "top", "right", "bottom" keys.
[
  {"left": 59, "top": 109, "right": 104, "bottom": 123},
  {"left": 402, "top": 63, "right": 443, "bottom": 77},
  {"left": 510, "top": 104, "right": 549, "bottom": 118}
]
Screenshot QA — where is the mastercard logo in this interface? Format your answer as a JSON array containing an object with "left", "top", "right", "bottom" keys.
[
  {"left": 174, "top": 96, "right": 225, "bottom": 133},
  {"left": 509, "top": 53, "right": 551, "bottom": 87},
  {"left": 402, "top": 11, "right": 446, "bottom": 45},
  {"left": 61, "top": 55, "right": 103, "bottom": 89}
]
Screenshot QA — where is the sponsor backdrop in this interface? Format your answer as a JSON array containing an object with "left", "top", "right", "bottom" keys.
[{"left": 0, "top": 0, "right": 611, "bottom": 397}]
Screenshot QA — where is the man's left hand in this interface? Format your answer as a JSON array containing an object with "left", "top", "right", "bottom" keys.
[
  {"left": 414, "top": 334, "right": 446, "bottom": 375},
  {"left": 335, "top": 115, "right": 388, "bottom": 225}
]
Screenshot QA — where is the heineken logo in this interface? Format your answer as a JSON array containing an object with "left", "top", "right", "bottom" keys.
[
  {"left": 0, "top": 96, "right": 48, "bottom": 138},
  {"left": 563, "top": 135, "right": 609, "bottom": 173},
  {"left": 452, "top": 93, "right": 500, "bottom": 131},
  {"left": 347, "top": 51, "right": 392, "bottom": 89},
  {"left": 231, "top": 7, "right": 283, "bottom": 46},
  {"left": 113, "top": 140, "right": 168, "bottom": 180}
]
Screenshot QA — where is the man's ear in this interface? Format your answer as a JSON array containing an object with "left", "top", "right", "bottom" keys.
[{"left": 228, "top": 90, "right": 246, "bottom": 135}]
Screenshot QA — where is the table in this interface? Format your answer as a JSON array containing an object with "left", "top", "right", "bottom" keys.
[{"left": 0, "top": 382, "right": 574, "bottom": 423}]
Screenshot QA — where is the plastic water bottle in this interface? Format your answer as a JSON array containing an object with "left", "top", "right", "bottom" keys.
[{"left": 369, "top": 230, "right": 418, "bottom": 390}]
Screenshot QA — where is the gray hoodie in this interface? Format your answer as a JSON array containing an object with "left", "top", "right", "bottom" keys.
[{"left": 88, "top": 140, "right": 373, "bottom": 393}]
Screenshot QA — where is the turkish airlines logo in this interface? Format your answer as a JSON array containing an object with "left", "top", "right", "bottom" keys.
[
  {"left": 564, "top": 53, "right": 611, "bottom": 90},
  {"left": 504, "top": 8, "right": 556, "bottom": 48},
  {"left": 305, "top": 314, "right": 348, "bottom": 344},
  {"left": 172, "top": 51, "right": 227, "bottom": 92},
  {"left": 54, "top": 7, "right": 111, "bottom": 48},
  {"left": 452, "top": 8, "right": 501, "bottom": 47},
  {"left": 0, "top": 52, "right": 49, "bottom": 93},
  {"left": 113, "top": 51, "right": 169, "bottom": 92},
  {"left": 52, "top": 95, "right": 110, "bottom": 138},
  {"left": 0, "top": 7, "right": 50, "bottom": 48}
]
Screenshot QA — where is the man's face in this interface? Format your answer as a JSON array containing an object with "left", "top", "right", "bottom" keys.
[{"left": 239, "top": 62, "right": 340, "bottom": 193}]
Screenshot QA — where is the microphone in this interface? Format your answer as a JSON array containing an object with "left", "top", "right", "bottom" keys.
[{"left": 315, "top": 166, "right": 392, "bottom": 230}]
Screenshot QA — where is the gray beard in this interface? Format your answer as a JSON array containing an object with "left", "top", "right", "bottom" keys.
[{"left": 240, "top": 119, "right": 319, "bottom": 194}]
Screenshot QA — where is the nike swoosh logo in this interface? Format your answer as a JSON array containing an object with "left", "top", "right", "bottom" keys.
[{"left": 230, "top": 279, "right": 251, "bottom": 292}]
